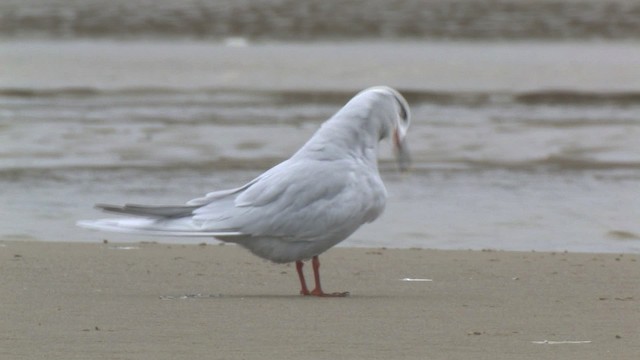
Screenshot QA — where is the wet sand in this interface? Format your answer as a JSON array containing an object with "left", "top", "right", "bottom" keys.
[{"left": 1, "top": 241, "right": 638, "bottom": 359}]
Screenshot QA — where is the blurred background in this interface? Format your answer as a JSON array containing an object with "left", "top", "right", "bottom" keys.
[{"left": 1, "top": 0, "right": 639, "bottom": 252}]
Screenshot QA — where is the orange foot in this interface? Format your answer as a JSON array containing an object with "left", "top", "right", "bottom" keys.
[{"left": 296, "top": 256, "right": 349, "bottom": 297}]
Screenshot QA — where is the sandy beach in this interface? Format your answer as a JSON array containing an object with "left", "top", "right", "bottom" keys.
[{"left": 1, "top": 241, "right": 637, "bottom": 359}]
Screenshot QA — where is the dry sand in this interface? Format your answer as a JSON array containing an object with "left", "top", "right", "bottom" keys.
[{"left": 1, "top": 241, "right": 638, "bottom": 360}]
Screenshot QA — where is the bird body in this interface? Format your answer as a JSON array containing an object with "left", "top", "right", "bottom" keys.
[{"left": 78, "top": 86, "right": 411, "bottom": 295}]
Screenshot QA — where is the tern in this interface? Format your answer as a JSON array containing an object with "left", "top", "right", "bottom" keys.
[{"left": 78, "top": 86, "right": 411, "bottom": 297}]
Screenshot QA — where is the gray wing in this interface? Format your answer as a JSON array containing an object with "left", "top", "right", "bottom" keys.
[
  {"left": 79, "top": 159, "right": 386, "bottom": 239},
  {"left": 194, "top": 158, "right": 387, "bottom": 241}
]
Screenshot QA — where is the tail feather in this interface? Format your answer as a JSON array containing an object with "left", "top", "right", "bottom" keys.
[
  {"left": 76, "top": 218, "right": 246, "bottom": 237},
  {"left": 82, "top": 199, "right": 248, "bottom": 238}
]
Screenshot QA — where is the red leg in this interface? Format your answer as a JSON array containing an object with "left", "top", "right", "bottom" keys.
[
  {"left": 296, "top": 260, "right": 310, "bottom": 295},
  {"left": 309, "top": 256, "right": 349, "bottom": 297}
]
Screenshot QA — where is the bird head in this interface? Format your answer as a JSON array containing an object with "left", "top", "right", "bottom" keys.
[
  {"left": 304, "top": 86, "right": 411, "bottom": 172},
  {"left": 368, "top": 86, "right": 411, "bottom": 172}
]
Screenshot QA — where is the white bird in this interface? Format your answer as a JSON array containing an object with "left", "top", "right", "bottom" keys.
[{"left": 78, "top": 86, "right": 411, "bottom": 297}]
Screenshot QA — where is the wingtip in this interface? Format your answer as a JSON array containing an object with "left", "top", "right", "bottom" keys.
[{"left": 94, "top": 203, "right": 120, "bottom": 212}]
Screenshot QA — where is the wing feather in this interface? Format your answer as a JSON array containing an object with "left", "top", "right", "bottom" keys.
[{"left": 96, "top": 203, "right": 199, "bottom": 218}]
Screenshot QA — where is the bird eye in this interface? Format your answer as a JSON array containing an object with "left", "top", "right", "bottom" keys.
[
  {"left": 395, "top": 99, "right": 410, "bottom": 129},
  {"left": 399, "top": 104, "right": 407, "bottom": 121}
]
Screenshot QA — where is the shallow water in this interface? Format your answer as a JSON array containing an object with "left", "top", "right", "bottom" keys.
[{"left": 1, "top": 37, "right": 640, "bottom": 253}]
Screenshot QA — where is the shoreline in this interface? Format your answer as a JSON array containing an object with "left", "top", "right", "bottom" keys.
[
  {"left": 1, "top": 240, "right": 638, "bottom": 359},
  {"left": 4, "top": 40, "right": 640, "bottom": 92}
]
